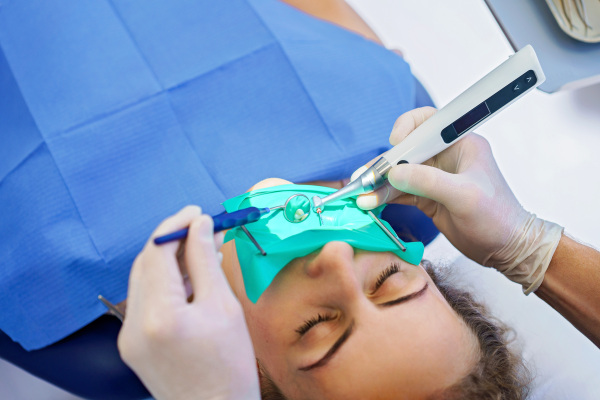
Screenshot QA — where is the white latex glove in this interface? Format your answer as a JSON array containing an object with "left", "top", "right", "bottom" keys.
[
  {"left": 118, "top": 206, "right": 260, "bottom": 400},
  {"left": 354, "top": 107, "right": 563, "bottom": 294}
]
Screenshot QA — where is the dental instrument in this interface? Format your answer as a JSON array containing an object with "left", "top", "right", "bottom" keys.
[
  {"left": 271, "top": 194, "right": 311, "bottom": 223},
  {"left": 240, "top": 225, "right": 268, "bottom": 256},
  {"left": 154, "top": 194, "right": 312, "bottom": 245},
  {"left": 312, "top": 45, "right": 546, "bottom": 212},
  {"left": 98, "top": 295, "right": 124, "bottom": 322},
  {"left": 367, "top": 211, "right": 407, "bottom": 252}
]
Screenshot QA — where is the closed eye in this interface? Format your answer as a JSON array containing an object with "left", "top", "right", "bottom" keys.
[
  {"left": 372, "top": 262, "right": 400, "bottom": 293},
  {"left": 379, "top": 283, "right": 428, "bottom": 307},
  {"left": 296, "top": 313, "right": 335, "bottom": 336}
]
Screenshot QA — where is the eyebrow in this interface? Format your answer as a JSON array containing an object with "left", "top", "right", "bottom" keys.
[
  {"left": 379, "top": 282, "right": 428, "bottom": 307},
  {"left": 298, "top": 320, "right": 355, "bottom": 372}
]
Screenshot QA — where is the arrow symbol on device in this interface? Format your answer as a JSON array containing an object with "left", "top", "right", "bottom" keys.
[
  {"left": 526, "top": 77, "right": 532, "bottom": 83},
  {"left": 514, "top": 84, "right": 520, "bottom": 91}
]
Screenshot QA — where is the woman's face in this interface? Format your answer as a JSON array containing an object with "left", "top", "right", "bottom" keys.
[{"left": 220, "top": 180, "right": 479, "bottom": 399}]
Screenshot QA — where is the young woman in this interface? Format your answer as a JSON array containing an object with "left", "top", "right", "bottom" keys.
[
  {"left": 217, "top": 178, "right": 530, "bottom": 399},
  {"left": 119, "top": 106, "right": 573, "bottom": 398}
]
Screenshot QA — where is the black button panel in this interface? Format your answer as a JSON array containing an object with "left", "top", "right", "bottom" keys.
[
  {"left": 441, "top": 124, "right": 458, "bottom": 144},
  {"left": 441, "top": 70, "right": 537, "bottom": 144}
]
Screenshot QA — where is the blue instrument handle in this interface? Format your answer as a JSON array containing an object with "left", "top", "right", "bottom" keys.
[{"left": 153, "top": 207, "right": 270, "bottom": 245}]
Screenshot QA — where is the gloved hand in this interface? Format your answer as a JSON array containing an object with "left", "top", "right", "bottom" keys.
[
  {"left": 354, "top": 107, "right": 563, "bottom": 294},
  {"left": 118, "top": 206, "right": 260, "bottom": 400}
]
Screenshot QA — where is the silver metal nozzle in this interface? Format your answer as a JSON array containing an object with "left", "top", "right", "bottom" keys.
[
  {"left": 312, "top": 157, "right": 392, "bottom": 211},
  {"left": 312, "top": 195, "right": 323, "bottom": 211}
]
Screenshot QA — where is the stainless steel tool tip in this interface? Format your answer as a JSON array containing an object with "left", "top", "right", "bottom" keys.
[{"left": 312, "top": 195, "right": 324, "bottom": 211}]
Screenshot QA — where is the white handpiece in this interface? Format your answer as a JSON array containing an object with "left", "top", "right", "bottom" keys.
[
  {"left": 382, "top": 45, "right": 544, "bottom": 166},
  {"left": 313, "top": 45, "right": 545, "bottom": 211}
]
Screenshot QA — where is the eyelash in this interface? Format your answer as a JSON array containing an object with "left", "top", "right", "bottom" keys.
[
  {"left": 373, "top": 263, "right": 400, "bottom": 292},
  {"left": 295, "top": 263, "right": 401, "bottom": 336},
  {"left": 296, "top": 313, "right": 335, "bottom": 336}
]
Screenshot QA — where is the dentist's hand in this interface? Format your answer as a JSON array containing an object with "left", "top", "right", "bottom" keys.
[
  {"left": 354, "top": 107, "right": 562, "bottom": 293},
  {"left": 118, "top": 206, "right": 260, "bottom": 400}
]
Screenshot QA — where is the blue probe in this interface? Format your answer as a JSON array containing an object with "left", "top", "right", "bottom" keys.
[{"left": 153, "top": 207, "right": 270, "bottom": 245}]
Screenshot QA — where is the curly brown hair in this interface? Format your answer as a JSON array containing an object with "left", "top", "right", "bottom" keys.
[
  {"left": 424, "top": 260, "right": 531, "bottom": 399},
  {"left": 259, "top": 261, "right": 531, "bottom": 400}
]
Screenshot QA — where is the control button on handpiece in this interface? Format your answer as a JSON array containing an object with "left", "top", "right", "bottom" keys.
[{"left": 513, "top": 84, "right": 520, "bottom": 91}]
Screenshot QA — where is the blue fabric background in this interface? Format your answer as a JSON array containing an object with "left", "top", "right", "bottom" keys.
[{"left": 0, "top": 0, "right": 432, "bottom": 350}]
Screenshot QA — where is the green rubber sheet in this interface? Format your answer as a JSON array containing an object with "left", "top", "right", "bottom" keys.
[{"left": 223, "top": 184, "right": 424, "bottom": 302}]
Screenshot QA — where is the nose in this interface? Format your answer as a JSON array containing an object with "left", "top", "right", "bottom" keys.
[{"left": 304, "top": 241, "right": 361, "bottom": 296}]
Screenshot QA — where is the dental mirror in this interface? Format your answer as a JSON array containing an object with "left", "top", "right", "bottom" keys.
[{"left": 270, "top": 194, "right": 311, "bottom": 223}]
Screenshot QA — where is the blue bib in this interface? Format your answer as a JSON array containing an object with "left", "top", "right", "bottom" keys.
[{"left": 0, "top": 0, "right": 433, "bottom": 349}]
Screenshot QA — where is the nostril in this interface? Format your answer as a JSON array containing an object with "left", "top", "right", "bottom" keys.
[{"left": 304, "top": 256, "right": 323, "bottom": 279}]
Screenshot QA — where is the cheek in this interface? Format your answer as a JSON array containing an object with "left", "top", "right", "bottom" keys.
[
  {"left": 237, "top": 260, "right": 309, "bottom": 354},
  {"left": 241, "top": 302, "right": 299, "bottom": 387},
  {"left": 327, "top": 301, "right": 474, "bottom": 399},
  {"left": 382, "top": 294, "right": 477, "bottom": 392},
  {"left": 241, "top": 300, "right": 287, "bottom": 358}
]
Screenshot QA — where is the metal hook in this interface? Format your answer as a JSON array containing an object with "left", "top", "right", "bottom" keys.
[
  {"left": 98, "top": 295, "right": 124, "bottom": 322},
  {"left": 241, "top": 225, "right": 267, "bottom": 256},
  {"left": 367, "top": 211, "right": 407, "bottom": 252}
]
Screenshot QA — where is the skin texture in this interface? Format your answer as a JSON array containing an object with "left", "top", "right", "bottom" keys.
[
  {"left": 221, "top": 179, "right": 479, "bottom": 400},
  {"left": 536, "top": 235, "right": 600, "bottom": 347}
]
